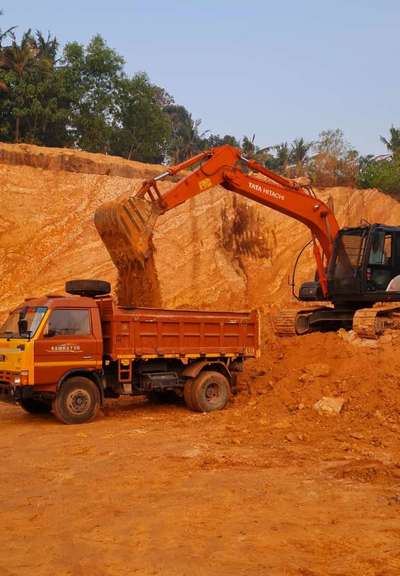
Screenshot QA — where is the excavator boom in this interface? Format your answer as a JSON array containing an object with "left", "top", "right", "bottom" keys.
[{"left": 94, "top": 144, "right": 340, "bottom": 298}]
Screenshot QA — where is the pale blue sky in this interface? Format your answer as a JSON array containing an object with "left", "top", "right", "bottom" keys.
[{"left": 2, "top": 0, "right": 399, "bottom": 154}]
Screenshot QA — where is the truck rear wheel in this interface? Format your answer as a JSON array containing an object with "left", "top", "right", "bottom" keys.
[
  {"left": 183, "top": 379, "right": 195, "bottom": 410},
  {"left": 190, "top": 371, "right": 230, "bottom": 413},
  {"left": 20, "top": 398, "right": 52, "bottom": 415},
  {"left": 53, "top": 377, "right": 100, "bottom": 424}
]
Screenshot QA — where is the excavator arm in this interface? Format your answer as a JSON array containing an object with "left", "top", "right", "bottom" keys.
[{"left": 95, "top": 144, "right": 340, "bottom": 297}]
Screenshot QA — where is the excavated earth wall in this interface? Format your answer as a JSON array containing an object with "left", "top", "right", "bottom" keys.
[{"left": 1, "top": 142, "right": 399, "bottom": 320}]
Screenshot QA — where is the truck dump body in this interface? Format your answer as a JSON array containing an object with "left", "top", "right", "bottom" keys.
[{"left": 98, "top": 298, "right": 259, "bottom": 360}]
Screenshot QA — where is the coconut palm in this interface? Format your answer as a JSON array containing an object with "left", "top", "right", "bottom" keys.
[
  {"left": 0, "top": 30, "right": 39, "bottom": 141},
  {"left": 380, "top": 126, "right": 400, "bottom": 158},
  {"left": 290, "top": 137, "right": 313, "bottom": 176},
  {"left": 274, "top": 142, "right": 290, "bottom": 174}
]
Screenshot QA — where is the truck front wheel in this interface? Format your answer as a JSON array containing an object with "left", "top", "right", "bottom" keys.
[
  {"left": 190, "top": 371, "right": 231, "bottom": 413},
  {"left": 53, "top": 377, "right": 100, "bottom": 424}
]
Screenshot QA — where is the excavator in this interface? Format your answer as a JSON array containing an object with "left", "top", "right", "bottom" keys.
[{"left": 94, "top": 144, "right": 400, "bottom": 339}]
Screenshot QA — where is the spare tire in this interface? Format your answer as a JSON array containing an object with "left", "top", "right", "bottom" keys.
[{"left": 65, "top": 279, "right": 111, "bottom": 297}]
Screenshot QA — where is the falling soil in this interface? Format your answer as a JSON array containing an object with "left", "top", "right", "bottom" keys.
[
  {"left": 1, "top": 144, "right": 400, "bottom": 575},
  {"left": 117, "top": 256, "right": 161, "bottom": 307}
]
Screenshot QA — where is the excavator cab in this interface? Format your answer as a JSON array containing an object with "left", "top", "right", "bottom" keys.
[{"left": 327, "top": 224, "right": 400, "bottom": 304}]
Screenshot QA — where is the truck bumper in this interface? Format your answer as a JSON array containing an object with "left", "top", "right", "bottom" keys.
[{"left": 0, "top": 382, "right": 34, "bottom": 404}]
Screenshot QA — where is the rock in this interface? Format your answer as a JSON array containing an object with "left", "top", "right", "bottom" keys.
[
  {"left": 304, "top": 363, "right": 331, "bottom": 377},
  {"left": 298, "top": 373, "right": 314, "bottom": 384},
  {"left": 285, "top": 432, "right": 297, "bottom": 442},
  {"left": 338, "top": 329, "right": 378, "bottom": 348},
  {"left": 349, "top": 432, "right": 364, "bottom": 440},
  {"left": 313, "top": 396, "right": 346, "bottom": 415}
]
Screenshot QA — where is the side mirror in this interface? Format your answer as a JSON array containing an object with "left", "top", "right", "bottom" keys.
[{"left": 18, "top": 318, "right": 28, "bottom": 335}]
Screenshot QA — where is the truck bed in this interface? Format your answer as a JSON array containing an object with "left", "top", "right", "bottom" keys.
[{"left": 98, "top": 298, "right": 260, "bottom": 360}]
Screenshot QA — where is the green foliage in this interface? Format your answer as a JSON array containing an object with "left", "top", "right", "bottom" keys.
[
  {"left": 380, "top": 126, "right": 400, "bottom": 158},
  {"left": 358, "top": 157, "right": 400, "bottom": 194},
  {"left": 0, "top": 17, "right": 397, "bottom": 187},
  {"left": 61, "top": 35, "right": 124, "bottom": 152},
  {"left": 111, "top": 73, "right": 171, "bottom": 163}
]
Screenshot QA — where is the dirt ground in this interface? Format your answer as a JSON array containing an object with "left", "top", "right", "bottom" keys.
[{"left": 1, "top": 330, "right": 400, "bottom": 576}]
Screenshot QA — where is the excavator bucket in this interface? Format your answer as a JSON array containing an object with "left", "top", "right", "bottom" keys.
[{"left": 94, "top": 195, "right": 160, "bottom": 269}]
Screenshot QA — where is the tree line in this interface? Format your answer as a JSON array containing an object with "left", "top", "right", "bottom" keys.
[{"left": 0, "top": 23, "right": 398, "bottom": 192}]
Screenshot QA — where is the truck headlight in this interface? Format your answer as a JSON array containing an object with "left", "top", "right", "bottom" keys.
[{"left": 13, "top": 370, "right": 29, "bottom": 386}]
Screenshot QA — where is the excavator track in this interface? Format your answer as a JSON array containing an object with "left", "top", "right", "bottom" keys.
[
  {"left": 353, "top": 304, "right": 400, "bottom": 339},
  {"left": 273, "top": 306, "right": 330, "bottom": 336}
]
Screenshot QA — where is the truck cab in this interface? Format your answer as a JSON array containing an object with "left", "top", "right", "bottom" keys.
[{"left": 0, "top": 293, "right": 104, "bottom": 421}]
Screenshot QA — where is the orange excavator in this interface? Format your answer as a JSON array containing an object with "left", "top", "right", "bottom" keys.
[{"left": 95, "top": 144, "right": 400, "bottom": 338}]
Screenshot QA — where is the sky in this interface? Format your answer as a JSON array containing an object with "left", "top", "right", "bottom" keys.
[{"left": 2, "top": 0, "right": 399, "bottom": 155}]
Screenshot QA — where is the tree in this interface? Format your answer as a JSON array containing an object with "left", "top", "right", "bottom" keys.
[
  {"left": 203, "top": 133, "right": 239, "bottom": 149},
  {"left": 241, "top": 134, "right": 271, "bottom": 165},
  {"left": 290, "top": 137, "right": 312, "bottom": 176},
  {"left": 309, "top": 129, "right": 359, "bottom": 186},
  {"left": 165, "top": 104, "right": 205, "bottom": 163},
  {"left": 110, "top": 72, "right": 171, "bottom": 163},
  {"left": 0, "top": 30, "right": 39, "bottom": 141},
  {"left": 380, "top": 126, "right": 400, "bottom": 158},
  {"left": 62, "top": 35, "right": 124, "bottom": 153}
]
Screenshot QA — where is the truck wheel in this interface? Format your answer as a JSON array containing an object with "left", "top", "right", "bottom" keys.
[
  {"left": 191, "top": 371, "right": 230, "bottom": 413},
  {"left": 183, "top": 379, "right": 195, "bottom": 410},
  {"left": 20, "top": 398, "right": 52, "bottom": 415},
  {"left": 53, "top": 377, "right": 100, "bottom": 424}
]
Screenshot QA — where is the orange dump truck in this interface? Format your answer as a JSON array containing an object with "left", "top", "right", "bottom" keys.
[{"left": 0, "top": 280, "right": 260, "bottom": 424}]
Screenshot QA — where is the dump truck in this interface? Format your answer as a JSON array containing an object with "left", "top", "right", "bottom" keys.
[{"left": 0, "top": 280, "right": 260, "bottom": 424}]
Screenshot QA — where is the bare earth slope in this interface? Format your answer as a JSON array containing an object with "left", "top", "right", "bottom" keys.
[
  {"left": 1, "top": 144, "right": 400, "bottom": 575},
  {"left": 2, "top": 142, "right": 400, "bottom": 318}
]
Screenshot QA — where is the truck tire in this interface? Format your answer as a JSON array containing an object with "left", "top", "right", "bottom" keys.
[
  {"left": 191, "top": 371, "right": 230, "bottom": 413},
  {"left": 53, "top": 377, "right": 100, "bottom": 424},
  {"left": 183, "top": 379, "right": 195, "bottom": 410},
  {"left": 65, "top": 279, "right": 111, "bottom": 297},
  {"left": 20, "top": 398, "right": 52, "bottom": 415}
]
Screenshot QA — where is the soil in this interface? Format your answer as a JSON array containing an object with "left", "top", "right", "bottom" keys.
[
  {"left": 0, "top": 144, "right": 400, "bottom": 575},
  {"left": 1, "top": 331, "right": 400, "bottom": 575}
]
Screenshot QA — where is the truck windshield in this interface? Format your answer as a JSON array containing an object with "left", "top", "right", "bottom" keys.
[{"left": 0, "top": 306, "right": 48, "bottom": 339}]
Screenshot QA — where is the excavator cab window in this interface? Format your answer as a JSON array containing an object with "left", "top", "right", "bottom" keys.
[
  {"left": 328, "top": 228, "right": 367, "bottom": 295},
  {"left": 366, "top": 229, "right": 400, "bottom": 292}
]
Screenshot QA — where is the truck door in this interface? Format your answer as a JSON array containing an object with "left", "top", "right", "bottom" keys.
[{"left": 34, "top": 308, "right": 101, "bottom": 386}]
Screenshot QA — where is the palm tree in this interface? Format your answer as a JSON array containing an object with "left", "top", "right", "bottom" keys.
[
  {"left": 274, "top": 142, "right": 290, "bottom": 174},
  {"left": 380, "top": 126, "right": 400, "bottom": 158},
  {"left": 0, "top": 10, "right": 16, "bottom": 47},
  {"left": 290, "top": 137, "right": 313, "bottom": 176},
  {"left": 0, "top": 30, "right": 39, "bottom": 141}
]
